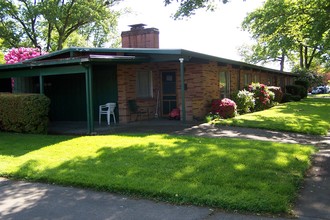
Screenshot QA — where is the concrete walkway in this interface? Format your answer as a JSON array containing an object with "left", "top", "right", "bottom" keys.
[
  {"left": 0, "top": 177, "right": 289, "bottom": 220},
  {"left": 1, "top": 121, "right": 329, "bottom": 220}
]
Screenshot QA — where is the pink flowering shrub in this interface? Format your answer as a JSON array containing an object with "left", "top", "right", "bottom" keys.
[
  {"left": 248, "top": 83, "right": 274, "bottom": 111},
  {"left": 211, "top": 98, "right": 237, "bottom": 119},
  {"left": 4, "top": 47, "right": 46, "bottom": 64},
  {"left": 4, "top": 47, "right": 46, "bottom": 91}
]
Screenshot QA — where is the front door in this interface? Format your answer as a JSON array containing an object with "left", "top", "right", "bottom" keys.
[{"left": 162, "top": 71, "right": 177, "bottom": 116}]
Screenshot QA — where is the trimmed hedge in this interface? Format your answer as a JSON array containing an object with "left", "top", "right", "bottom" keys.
[
  {"left": 285, "top": 85, "right": 307, "bottom": 99},
  {"left": 295, "top": 80, "right": 309, "bottom": 90},
  {"left": 282, "top": 93, "right": 301, "bottom": 103},
  {"left": 294, "top": 80, "right": 308, "bottom": 98},
  {"left": 281, "top": 93, "right": 293, "bottom": 103},
  {"left": 0, "top": 93, "right": 50, "bottom": 134}
]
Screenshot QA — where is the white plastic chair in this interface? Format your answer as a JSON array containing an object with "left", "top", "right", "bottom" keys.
[{"left": 99, "top": 103, "right": 116, "bottom": 125}]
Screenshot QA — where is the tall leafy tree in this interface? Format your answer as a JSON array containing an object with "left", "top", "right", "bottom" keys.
[
  {"left": 164, "top": 0, "right": 231, "bottom": 19},
  {"left": 241, "top": 0, "right": 330, "bottom": 71},
  {"left": 0, "top": 0, "right": 122, "bottom": 52}
]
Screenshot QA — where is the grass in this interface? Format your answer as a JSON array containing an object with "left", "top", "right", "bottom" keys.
[
  {"left": 309, "top": 93, "right": 330, "bottom": 98},
  {"left": 0, "top": 132, "right": 315, "bottom": 214},
  {"left": 214, "top": 97, "right": 330, "bottom": 135}
]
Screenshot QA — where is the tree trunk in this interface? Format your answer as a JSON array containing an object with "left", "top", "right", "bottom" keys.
[
  {"left": 304, "top": 45, "right": 308, "bottom": 69},
  {"left": 306, "top": 47, "right": 317, "bottom": 70},
  {"left": 279, "top": 52, "right": 285, "bottom": 72},
  {"left": 46, "top": 23, "right": 53, "bottom": 52},
  {"left": 299, "top": 44, "right": 304, "bottom": 69},
  {"left": 57, "top": 37, "right": 63, "bottom": 51}
]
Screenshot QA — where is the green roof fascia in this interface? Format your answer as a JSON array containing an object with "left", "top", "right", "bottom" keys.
[
  {"left": 17, "top": 47, "right": 296, "bottom": 76},
  {"left": 0, "top": 57, "right": 88, "bottom": 70},
  {"left": 0, "top": 55, "right": 148, "bottom": 79},
  {"left": 0, "top": 65, "right": 87, "bottom": 79},
  {"left": 178, "top": 49, "right": 296, "bottom": 76},
  {"left": 25, "top": 47, "right": 185, "bottom": 62}
]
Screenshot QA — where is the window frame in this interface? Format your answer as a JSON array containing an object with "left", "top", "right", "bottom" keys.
[
  {"left": 136, "top": 70, "right": 153, "bottom": 98},
  {"left": 219, "top": 71, "right": 231, "bottom": 98}
]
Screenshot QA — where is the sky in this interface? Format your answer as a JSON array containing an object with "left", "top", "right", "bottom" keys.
[{"left": 114, "top": 0, "right": 265, "bottom": 62}]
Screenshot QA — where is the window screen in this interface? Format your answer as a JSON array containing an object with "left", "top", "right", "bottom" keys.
[{"left": 136, "top": 71, "right": 153, "bottom": 98}]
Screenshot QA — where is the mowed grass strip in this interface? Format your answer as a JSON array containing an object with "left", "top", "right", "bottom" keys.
[
  {"left": 214, "top": 97, "right": 330, "bottom": 135},
  {"left": 0, "top": 132, "right": 315, "bottom": 214}
]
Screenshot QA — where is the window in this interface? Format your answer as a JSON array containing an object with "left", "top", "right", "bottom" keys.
[
  {"left": 136, "top": 71, "right": 153, "bottom": 98},
  {"left": 244, "top": 73, "right": 250, "bottom": 86},
  {"left": 219, "top": 72, "right": 230, "bottom": 98},
  {"left": 253, "top": 74, "right": 260, "bottom": 83},
  {"left": 268, "top": 77, "right": 273, "bottom": 86}
]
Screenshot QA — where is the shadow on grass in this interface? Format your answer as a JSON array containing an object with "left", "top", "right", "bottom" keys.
[
  {"left": 9, "top": 134, "right": 314, "bottom": 214},
  {"left": 0, "top": 132, "right": 75, "bottom": 157}
]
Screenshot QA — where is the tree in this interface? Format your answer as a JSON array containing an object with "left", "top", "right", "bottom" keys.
[
  {"left": 241, "top": 0, "right": 330, "bottom": 71},
  {"left": 0, "top": 0, "right": 122, "bottom": 52},
  {"left": 0, "top": 39, "right": 4, "bottom": 64},
  {"left": 0, "top": 52, "right": 4, "bottom": 64},
  {"left": 164, "top": 0, "right": 231, "bottom": 19}
]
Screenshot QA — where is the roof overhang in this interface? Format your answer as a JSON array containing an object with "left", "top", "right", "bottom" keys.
[{"left": 0, "top": 47, "right": 297, "bottom": 78}]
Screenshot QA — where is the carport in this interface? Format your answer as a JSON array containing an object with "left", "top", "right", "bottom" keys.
[{"left": 0, "top": 51, "right": 143, "bottom": 134}]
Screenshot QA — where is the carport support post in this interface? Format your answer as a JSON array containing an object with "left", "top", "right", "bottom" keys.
[
  {"left": 179, "top": 58, "right": 186, "bottom": 123},
  {"left": 39, "top": 75, "right": 44, "bottom": 94},
  {"left": 85, "top": 65, "right": 94, "bottom": 134}
]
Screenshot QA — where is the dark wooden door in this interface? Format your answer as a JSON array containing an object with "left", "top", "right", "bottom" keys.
[{"left": 162, "top": 71, "right": 177, "bottom": 116}]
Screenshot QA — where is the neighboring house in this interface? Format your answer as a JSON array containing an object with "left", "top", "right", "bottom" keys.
[{"left": 0, "top": 24, "right": 296, "bottom": 133}]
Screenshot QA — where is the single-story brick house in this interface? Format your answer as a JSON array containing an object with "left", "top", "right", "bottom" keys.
[{"left": 0, "top": 24, "right": 296, "bottom": 133}]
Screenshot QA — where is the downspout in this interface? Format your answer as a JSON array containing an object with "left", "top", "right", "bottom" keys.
[
  {"left": 85, "top": 64, "right": 94, "bottom": 134},
  {"left": 179, "top": 58, "right": 186, "bottom": 123}
]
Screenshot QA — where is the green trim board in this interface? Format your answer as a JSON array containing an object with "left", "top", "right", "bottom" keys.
[
  {"left": 0, "top": 47, "right": 296, "bottom": 77},
  {"left": 0, "top": 65, "right": 86, "bottom": 78}
]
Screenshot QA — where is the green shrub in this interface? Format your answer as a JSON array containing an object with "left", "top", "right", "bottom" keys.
[
  {"left": 248, "top": 83, "right": 275, "bottom": 111},
  {"left": 0, "top": 93, "right": 50, "bottom": 134},
  {"left": 292, "top": 95, "right": 302, "bottom": 101},
  {"left": 293, "top": 68, "right": 323, "bottom": 88},
  {"left": 294, "top": 80, "right": 308, "bottom": 98},
  {"left": 295, "top": 80, "right": 309, "bottom": 90},
  {"left": 268, "top": 86, "right": 283, "bottom": 103},
  {"left": 281, "top": 93, "right": 293, "bottom": 103},
  {"left": 205, "top": 112, "right": 220, "bottom": 122},
  {"left": 233, "top": 89, "right": 255, "bottom": 114},
  {"left": 286, "top": 85, "right": 307, "bottom": 99}
]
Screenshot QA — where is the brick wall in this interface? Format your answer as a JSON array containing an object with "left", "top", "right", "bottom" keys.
[
  {"left": 117, "top": 61, "right": 296, "bottom": 123},
  {"left": 117, "top": 63, "right": 160, "bottom": 123}
]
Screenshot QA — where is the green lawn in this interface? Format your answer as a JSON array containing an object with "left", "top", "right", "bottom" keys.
[
  {"left": 309, "top": 93, "right": 330, "bottom": 98},
  {"left": 214, "top": 97, "right": 330, "bottom": 135},
  {"left": 0, "top": 132, "right": 315, "bottom": 214}
]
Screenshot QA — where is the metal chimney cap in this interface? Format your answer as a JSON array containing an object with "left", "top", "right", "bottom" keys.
[{"left": 129, "top": 24, "right": 147, "bottom": 30}]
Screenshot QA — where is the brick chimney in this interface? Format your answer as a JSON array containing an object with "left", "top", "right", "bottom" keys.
[{"left": 121, "top": 24, "right": 159, "bottom": 48}]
